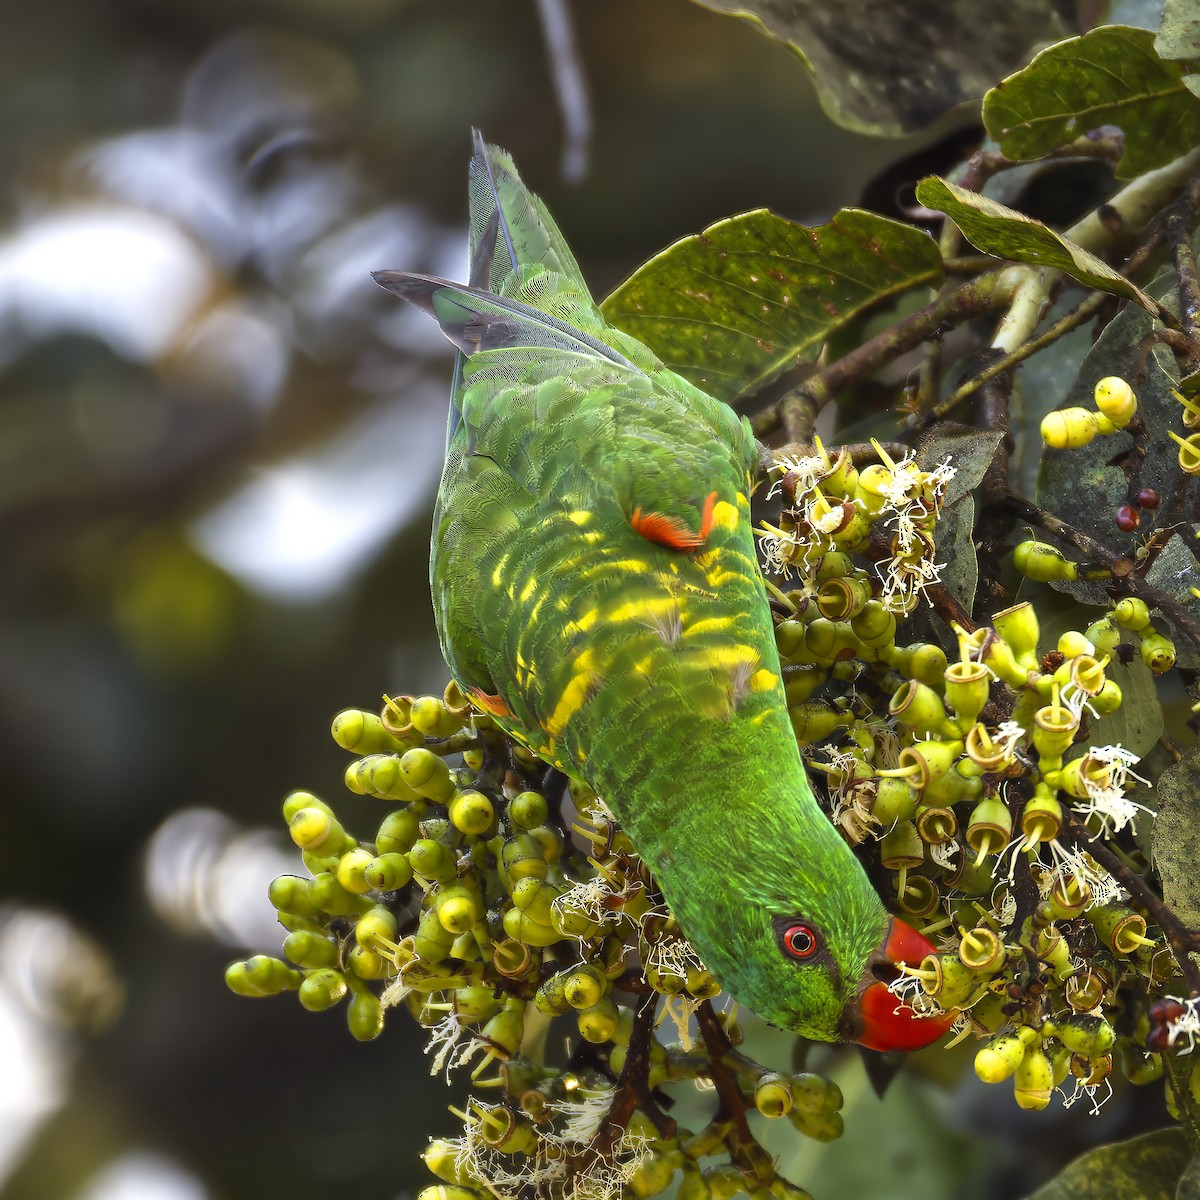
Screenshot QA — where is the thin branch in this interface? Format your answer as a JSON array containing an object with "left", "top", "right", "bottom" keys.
[
  {"left": 998, "top": 492, "right": 1200, "bottom": 655},
  {"left": 595, "top": 989, "right": 675, "bottom": 1155},
  {"left": 1166, "top": 203, "right": 1200, "bottom": 362},
  {"left": 905, "top": 291, "right": 1112, "bottom": 435},
  {"left": 1063, "top": 813, "right": 1200, "bottom": 995},
  {"left": 746, "top": 271, "right": 1013, "bottom": 438}
]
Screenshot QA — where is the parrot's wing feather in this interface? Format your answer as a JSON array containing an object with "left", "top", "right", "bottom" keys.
[{"left": 372, "top": 272, "right": 643, "bottom": 373}]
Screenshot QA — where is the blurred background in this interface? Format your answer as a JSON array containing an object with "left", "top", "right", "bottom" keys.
[{"left": 0, "top": 2, "right": 1171, "bottom": 1198}]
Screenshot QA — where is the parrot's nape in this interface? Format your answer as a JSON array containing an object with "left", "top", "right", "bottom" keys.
[{"left": 373, "top": 133, "right": 952, "bottom": 1054}]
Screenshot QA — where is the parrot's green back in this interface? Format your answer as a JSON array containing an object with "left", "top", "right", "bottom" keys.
[{"left": 375, "top": 137, "right": 890, "bottom": 1042}]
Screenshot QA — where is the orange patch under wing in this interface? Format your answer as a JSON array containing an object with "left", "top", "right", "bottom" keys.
[
  {"left": 466, "top": 686, "right": 513, "bottom": 719},
  {"left": 630, "top": 491, "right": 718, "bottom": 552}
]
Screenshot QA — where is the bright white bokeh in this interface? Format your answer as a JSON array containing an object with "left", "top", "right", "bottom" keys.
[
  {"left": 0, "top": 207, "right": 212, "bottom": 363},
  {"left": 191, "top": 390, "right": 446, "bottom": 602},
  {"left": 71, "top": 1151, "right": 210, "bottom": 1200}
]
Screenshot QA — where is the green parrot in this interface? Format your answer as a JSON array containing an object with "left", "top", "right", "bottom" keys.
[{"left": 373, "top": 135, "right": 951, "bottom": 1051}]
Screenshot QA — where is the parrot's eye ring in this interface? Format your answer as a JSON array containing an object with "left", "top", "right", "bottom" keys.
[{"left": 782, "top": 923, "right": 818, "bottom": 959}]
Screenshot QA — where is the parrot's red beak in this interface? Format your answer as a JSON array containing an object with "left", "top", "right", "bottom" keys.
[{"left": 845, "top": 918, "right": 955, "bottom": 1052}]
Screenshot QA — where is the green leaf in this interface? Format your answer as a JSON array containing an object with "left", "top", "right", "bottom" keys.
[
  {"left": 1152, "top": 742, "right": 1200, "bottom": 931},
  {"left": 601, "top": 208, "right": 942, "bottom": 405},
  {"left": 689, "top": 0, "right": 1065, "bottom": 136},
  {"left": 915, "top": 176, "right": 1156, "bottom": 310},
  {"left": 916, "top": 428, "right": 1004, "bottom": 615},
  {"left": 1021, "top": 1128, "right": 1192, "bottom": 1200},
  {"left": 984, "top": 25, "right": 1200, "bottom": 179}
]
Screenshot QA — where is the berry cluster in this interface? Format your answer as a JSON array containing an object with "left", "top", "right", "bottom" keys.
[
  {"left": 227, "top": 691, "right": 846, "bottom": 1200},
  {"left": 226, "top": 420, "right": 1199, "bottom": 1197},
  {"left": 755, "top": 434, "right": 1198, "bottom": 1120}
]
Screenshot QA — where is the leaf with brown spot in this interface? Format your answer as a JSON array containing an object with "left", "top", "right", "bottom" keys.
[{"left": 602, "top": 208, "right": 942, "bottom": 405}]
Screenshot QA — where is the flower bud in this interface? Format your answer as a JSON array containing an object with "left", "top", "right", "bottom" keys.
[
  {"left": 975, "top": 1032, "right": 1026, "bottom": 1083},
  {"left": 409, "top": 839, "right": 458, "bottom": 884},
  {"left": 409, "top": 696, "right": 466, "bottom": 739},
  {"left": 365, "top": 851, "right": 414, "bottom": 892},
  {"left": 332, "top": 708, "right": 419, "bottom": 754},
  {"left": 510, "top": 877, "right": 561, "bottom": 926},
  {"left": 509, "top": 790, "right": 549, "bottom": 830},
  {"left": 1093, "top": 377, "right": 1137, "bottom": 427},
  {"left": 1052, "top": 1014, "right": 1116, "bottom": 1056},
  {"left": 789, "top": 702, "right": 850, "bottom": 745},
  {"left": 501, "top": 834, "right": 549, "bottom": 883},
  {"left": 451, "top": 986, "right": 500, "bottom": 1024},
  {"left": 435, "top": 885, "right": 482, "bottom": 935},
  {"left": 1013, "top": 540, "right": 1079, "bottom": 582},
  {"left": 479, "top": 998, "right": 526, "bottom": 1059},
  {"left": 376, "top": 808, "right": 421, "bottom": 855},
  {"left": 1041, "top": 407, "right": 1100, "bottom": 449},
  {"left": 1140, "top": 632, "right": 1176, "bottom": 674},
  {"left": 1091, "top": 678, "right": 1122, "bottom": 715},
  {"left": 447, "top": 789, "right": 495, "bottom": 836},
  {"left": 870, "top": 777, "right": 919, "bottom": 825},
  {"left": 289, "top": 807, "right": 350, "bottom": 856},
  {"left": 754, "top": 1072, "right": 794, "bottom": 1118},
  {"left": 269, "top": 875, "right": 320, "bottom": 921},
  {"left": 502, "top": 907, "right": 563, "bottom": 948},
  {"left": 309, "top": 872, "right": 370, "bottom": 916},
  {"left": 399, "top": 748, "right": 456, "bottom": 803},
  {"left": 336, "top": 847, "right": 375, "bottom": 895},
  {"left": 850, "top": 600, "right": 897, "bottom": 648},
  {"left": 298, "top": 968, "right": 347, "bottom": 1012},
  {"left": 1013, "top": 1045, "right": 1054, "bottom": 1110},
  {"left": 577, "top": 996, "right": 621, "bottom": 1044},
  {"left": 1112, "top": 597, "right": 1150, "bottom": 631},
  {"left": 282, "top": 790, "right": 335, "bottom": 823}
]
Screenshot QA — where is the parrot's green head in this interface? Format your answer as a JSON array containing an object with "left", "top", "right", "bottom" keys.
[{"left": 658, "top": 798, "right": 953, "bottom": 1051}]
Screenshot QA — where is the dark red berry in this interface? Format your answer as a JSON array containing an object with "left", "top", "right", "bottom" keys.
[
  {"left": 1149, "top": 997, "right": 1186, "bottom": 1023},
  {"left": 1115, "top": 505, "right": 1139, "bottom": 531},
  {"left": 1146, "top": 1026, "right": 1171, "bottom": 1053},
  {"left": 1135, "top": 488, "right": 1160, "bottom": 510}
]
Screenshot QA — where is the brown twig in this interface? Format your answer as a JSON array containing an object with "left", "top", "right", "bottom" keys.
[
  {"left": 746, "top": 272, "right": 1011, "bottom": 438},
  {"left": 1166, "top": 202, "right": 1200, "bottom": 363},
  {"left": 1062, "top": 813, "right": 1200, "bottom": 995},
  {"left": 998, "top": 492, "right": 1200, "bottom": 655},
  {"left": 694, "top": 1003, "right": 758, "bottom": 1164},
  {"left": 595, "top": 989, "right": 676, "bottom": 1154},
  {"left": 903, "top": 291, "right": 1113, "bottom": 436}
]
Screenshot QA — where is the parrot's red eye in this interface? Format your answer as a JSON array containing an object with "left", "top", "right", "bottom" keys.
[{"left": 783, "top": 923, "right": 818, "bottom": 959}]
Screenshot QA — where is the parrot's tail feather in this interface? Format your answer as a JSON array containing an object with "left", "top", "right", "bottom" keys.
[
  {"left": 470, "top": 130, "right": 518, "bottom": 287},
  {"left": 466, "top": 135, "right": 589, "bottom": 299},
  {"left": 371, "top": 271, "right": 642, "bottom": 372}
]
